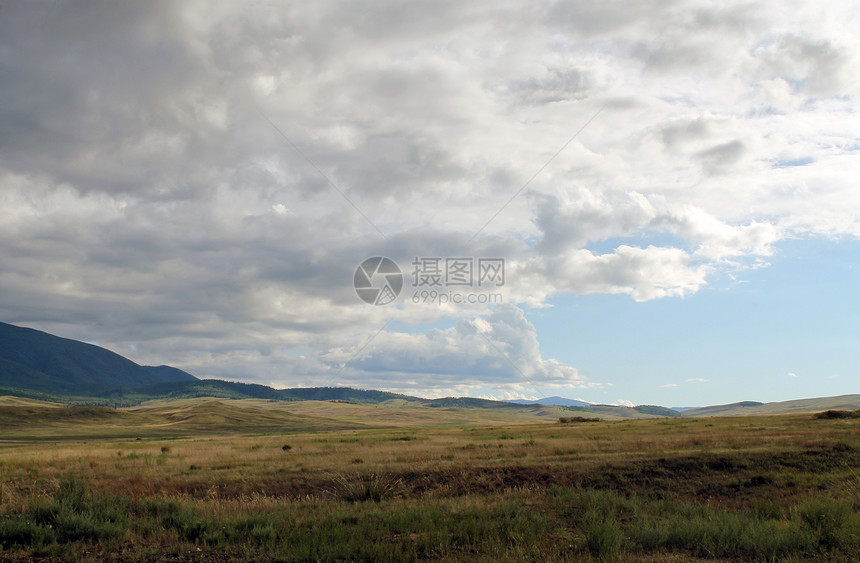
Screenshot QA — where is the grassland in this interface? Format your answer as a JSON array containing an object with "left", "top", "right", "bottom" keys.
[
  {"left": 681, "top": 394, "right": 860, "bottom": 417},
  {"left": 0, "top": 401, "right": 858, "bottom": 561}
]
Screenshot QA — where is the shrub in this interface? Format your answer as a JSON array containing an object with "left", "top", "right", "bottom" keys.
[
  {"left": 814, "top": 410, "right": 860, "bottom": 419},
  {"left": 559, "top": 416, "right": 600, "bottom": 423},
  {"left": 0, "top": 517, "right": 57, "bottom": 550}
]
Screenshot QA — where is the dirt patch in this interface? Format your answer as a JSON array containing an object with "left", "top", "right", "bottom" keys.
[{"left": 81, "top": 443, "right": 858, "bottom": 504}]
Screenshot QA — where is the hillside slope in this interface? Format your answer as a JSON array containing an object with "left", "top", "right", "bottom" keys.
[
  {"left": 682, "top": 394, "right": 860, "bottom": 417},
  {"left": 101, "top": 379, "right": 420, "bottom": 404},
  {"left": 0, "top": 321, "right": 197, "bottom": 394}
]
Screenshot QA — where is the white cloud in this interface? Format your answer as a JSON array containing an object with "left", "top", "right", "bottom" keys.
[
  {"left": 614, "top": 399, "right": 636, "bottom": 407},
  {"left": 0, "top": 1, "right": 858, "bottom": 397},
  {"left": 787, "top": 372, "right": 798, "bottom": 378},
  {"left": 322, "top": 304, "right": 595, "bottom": 397},
  {"left": 660, "top": 383, "right": 679, "bottom": 388},
  {"left": 686, "top": 378, "right": 710, "bottom": 383},
  {"left": 535, "top": 245, "right": 708, "bottom": 302}
]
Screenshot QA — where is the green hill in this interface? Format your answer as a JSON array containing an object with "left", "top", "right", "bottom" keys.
[
  {"left": 0, "top": 357, "right": 61, "bottom": 392},
  {"left": 633, "top": 405, "right": 682, "bottom": 417},
  {"left": 0, "top": 321, "right": 196, "bottom": 394},
  {"left": 421, "top": 397, "right": 530, "bottom": 409},
  {"left": 2, "top": 321, "right": 855, "bottom": 422},
  {"left": 99, "top": 379, "right": 422, "bottom": 405}
]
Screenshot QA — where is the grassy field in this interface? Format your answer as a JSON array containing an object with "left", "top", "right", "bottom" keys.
[{"left": 0, "top": 402, "right": 858, "bottom": 561}]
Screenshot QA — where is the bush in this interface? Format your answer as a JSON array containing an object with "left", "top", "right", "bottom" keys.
[
  {"left": 0, "top": 516, "right": 57, "bottom": 550},
  {"left": 814, "top": 409, "right": 860, "bottom": 419},
  {"left": 559, "top": 416, "right": 600, "bottom": 423}
]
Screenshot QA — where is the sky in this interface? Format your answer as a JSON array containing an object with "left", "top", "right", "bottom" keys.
[{"left": 0, "top": 1, "right": 858, "bottom": 406}]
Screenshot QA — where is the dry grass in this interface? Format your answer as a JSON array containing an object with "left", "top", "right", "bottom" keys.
[{"left": 0, "top": 408, "right": 857, "bottom": 560}]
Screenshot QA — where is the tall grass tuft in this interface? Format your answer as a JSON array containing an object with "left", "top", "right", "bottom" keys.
[
  {"left": 582, "top": 512, "right": 623, "bottom": 561},
  {"left": 12, "top": 475, "right": 128, "bottom": 547},
  {"left": 798, "top": 497, "right": 853, "bottom": 549},
  {"left": 325, "top": 472, "right": 402, "bottom": 503}
]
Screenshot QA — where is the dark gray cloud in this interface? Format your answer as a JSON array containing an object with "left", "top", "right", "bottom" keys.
[
  {"left": 0, "top": 0, "right": 857, "bottom": 397},
  {"left": 752, "top": 35, "right": 851, "bottom": 95},
  {"left": 695, "top": 140, "right": 746, "bottom": 175}
]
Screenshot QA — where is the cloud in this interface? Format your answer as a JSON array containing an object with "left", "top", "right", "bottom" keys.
[
  {"left": 686, "top": 378, "right": 709, "bottom": 383},
  {"left": 660, "top": 383, "right": 679, "bottom": 388},
  {"left": 614, "top": 399, "right": 636, "bottom": 407},
  {"left": 751, "top": 35, "right": 853, "bottom": 95},
  {"left": 537, "top": 244, "right": 708, "bottom": 302},
  {"left": 0, "top": 1, "right": 858, "bottom": 397},
  {"left": 694, "top": 140, "right": 746, "bottom": 175},
  {"left": 325, "top": 304, "right": 595, "bottom": 396},
  {"left": 787, "top": 372, "right": 798, "bottom": 378}
]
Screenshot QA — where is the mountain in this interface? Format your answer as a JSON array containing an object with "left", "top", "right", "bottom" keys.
[
  {"left": 681, "top": 395, "right": 860, "bottom": 417},
  {"left": 632, "top": 405, "right": 682, "bottom": 417},
  {"left": 102, "top": 379, "right": 419, "bottom": 405},
  {"left": 422, "top": 397, "right": 530, "bottom": 409},
  {"left": 509, "top": 396, "right": 593, "bottom": 407},
  {"left": 0, "top": 321, "right": 197, "bottom": 394},
  {"left": 2, "top": 321, "right": 856, "bottom": 420},
  {"left": 558, "top": 403, "right": 682, "bottom": 419}
]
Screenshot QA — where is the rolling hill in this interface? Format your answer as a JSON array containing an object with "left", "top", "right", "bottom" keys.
[
  {"left": 508, "top": 396, "right": 593, "bottom": 407},
  {"left": 99, "top": 379, "right": 421, "bottom": 405},
  {"left": 2, "top": 320, "right": 856, "bottom": 421},
  {"left": 0, "top": 400, "right": 358, "bottom": 439},
  {"left": 681, "top": 395, "right": 860, "bottom": 417},
  {"left": 558, "top": 403, "right": 682, "bottom": 419},
  {"left": 0, "top": 321, "right": 196, "bottom": 394}
]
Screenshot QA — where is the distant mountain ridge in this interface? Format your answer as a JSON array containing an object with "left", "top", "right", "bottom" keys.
[
  {"left": 104, "top": 379, "right": 419, "bottom": 405},
  {"left": 508, "top": 397, "right": 691, "bottom": 415},
  {"left": 102, "top": 379, "right": 545, "bottom": 410},
  {"left": 0, "top": 321, "right": 197, "bottom": 394},
  {"left": 681, "top": 396, "right": 860, "bottom": 417},
  {"left": 2, "top": 321, "right": 857, "bottom": 418},
  {"left": 509, "top": 396, "right": 592, "bottom": 407}
]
